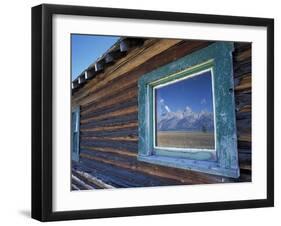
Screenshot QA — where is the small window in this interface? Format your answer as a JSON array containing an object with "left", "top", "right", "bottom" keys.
[
  {"left": 138, "top": 42, "right": 239, "bottom": 178},
  {"left": 71, "top": 106, "right": 80, "bottom": 161}
]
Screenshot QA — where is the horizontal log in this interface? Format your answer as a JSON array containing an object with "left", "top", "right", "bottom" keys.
[
  {"left": 77, "top": 75, "right": 138, "bottom": 108},
  {"left": 81, "top": 86, "right": 138, "bottom": 115},
  {"left": 73, "top": 169, "right": 115, "bottom": 189},
  {"left": 81, "top": 105, "right": 138, "bottom": 124},
  {"left": 239, "top": 163, "right": 252, "bottom": 171},
  {"left": 235, "top": 82, "right": 251, "bottom": 91},
  {"left": 236, "top": 118, "right": 251, "bottom": 134},
  {"left": 81, "top": 136, "right": 137, "bottom": 143},
  {"left": 238, "top": 140, "right": 251, "bottom": 149},
  {"left": 80, "top": 139, "right": 138, "bottom": 151},
  {"left": 238, "top": 134, "right": 251, "bottom": 142},
  {"left": 234, "top": 48, "right": 251, "bottom": 62},
  {"left": 234, "top": 60, "right": 252, "bottom": 78},
  {"left": 80, "top": 125, "right": 137, "bottom": 137},
  {"left": 81, "top": 97, "right": 137, "bottom": 120},
  {"left": 71, "top": 174, "right": 94, "bottom": 190},
  {"left": 72, "top": 170, "right": 104, "bottom": 189},
  {"left": 239, "top": 153, "right": 252, "bottom": 164},
  {"left": 233, "top": 169, "right": 251, "bottom": 182},
  {"left": 235, "top": 91, "right": 251, "bottom": 110},
  {"left": 71, "top": 178, "right": 87, "bottom": 190},
  {"left": 80, "top": 113, "right": 137, "bottom": 129},
  {"left": 237, "top": 105, "right": 251, "bottom": 113},
  {"left": 80, "top": 122, "right": 137, "bottom": 132},
  {"left": 71, "top": 184, "right": 79, "bottom": 191},
  {"left": 236, "top": 111, "right": 251, "bottom": 120},
  {"left": 81, "top": 146, "right": 137, "bottom": 157}
]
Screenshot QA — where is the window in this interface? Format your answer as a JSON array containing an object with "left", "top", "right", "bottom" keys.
[
  {"left": 71, "top": 106, "right": 80, "bottom": 161},
  {"left": 138, "top": 42, "right": 239, "bottom": 178}
]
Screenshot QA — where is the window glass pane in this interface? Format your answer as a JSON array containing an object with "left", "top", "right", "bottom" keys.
[{"left": 155, "top": 70, "right": 215, "bottom": 150}]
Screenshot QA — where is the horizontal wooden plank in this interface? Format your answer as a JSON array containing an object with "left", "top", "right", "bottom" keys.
[
  {"left": 81, "top": 105, "right": 137, "bottom": 124},
  {"left": 235, "top": 82, "right": 251, "bottom": 91},
  {"left": 234, "top": 60, "right": 252, "bottom": 78},
  {"left": 234, "top": 42, "right": 251, "bottom": 52},
  {"left": 234, "top": 48, "right": 251, "bottom": 62},
  {"left": 77, "top": 77, "right": 138, "bottom": 108},
  {"left": 238, "top": 140, "right": 251, "bottom": 149},
  {"left": 82, "top": 136, "right": 138, "bottom": 143},
  {"left": 80, "top": 122, "right": 137, "bottom": 132},
  {"left": 81, "top": 146, "right": 137, "bottom": 157},
  {"left": 73, "top": 168, "right": 115, "bottom": 189},
  {"left": 238, "top": 134, "right": 251, "bottom": 142},
  {"left": 80, "top": 139, "right": 137, "bottom": 151},
  {"left": 80, "top": 113, "right": 137, "bottom": 129},
  {"left": 236, "top": 111, "right": 251, "bottom": 120},
  {"left": 81, "top": 97, "right": 137, "bottom": 120},
  {"left": 81, "top": 86, "right": 138, "bottom": 115},
  {"left": 81, "top": 127, "right": 137, "bottom": 138},
  {"left": 238, "top": 105, "right": 251, "bottom": 113},
  {"left": 71, "top": 174, "right": 94, "bottom": 190},
  {"left": 72, "top": 170, "right": 104, "bottom": 189},
  {"left": 235, "top": 92, "right": 251, "bottom": 111},
  {"left": 236, "top": 119, "right": 251, "bottom": 134}
]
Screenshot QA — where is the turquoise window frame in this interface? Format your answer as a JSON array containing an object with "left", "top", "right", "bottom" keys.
[
  {"left": 138, "top": 42, "right": 239, "bottom": 178},
  {"left": 71, "top": 106, "right": 80, "bottom": 161}
]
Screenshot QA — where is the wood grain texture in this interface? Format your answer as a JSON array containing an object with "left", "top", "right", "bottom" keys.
[{"left": 72, "top": 39, "right": 252, "bottom": 189}]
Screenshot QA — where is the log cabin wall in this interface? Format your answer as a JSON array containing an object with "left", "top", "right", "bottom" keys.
[{"left": 71, "top": 39, "right": 252, "bottom": 190}]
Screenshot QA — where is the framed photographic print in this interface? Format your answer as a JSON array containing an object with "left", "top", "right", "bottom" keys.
[{"left": 31, "top": 4, "right": 274, "bottom": 221}]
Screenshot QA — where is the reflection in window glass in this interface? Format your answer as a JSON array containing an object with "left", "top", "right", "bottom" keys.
[{"left": 154, "top": 70, "right": 215, "bottom": 150}]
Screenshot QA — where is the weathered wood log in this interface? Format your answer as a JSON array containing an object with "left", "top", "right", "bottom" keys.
[
  {"left": 81, "top": 146, "right": 137, "bottom": 157},
  {"left": 80, "top": 139, "right": 137, "bottom": 151},
  {"left": 81, "top": 105, "right": 138, "bottom": 124},
  {"left": 73, "top": 169, "right": 115, "bottom": 189},
  {"left": 81, "top": 97, "right": 137, "bottom": 120},
  {"left": 234, "top": 48, "right": 251, "bottom": 62},
  {"left": 71, "top": 174, "right": 94, "bottom": 190},
  {"left": 81, "top": 85, "right": 138, "bottom": 115},
  {"left": 80, "top": 113, "right": 138, "bottom": 129},
  {"left": 235, "top": 91, "right": 251, "bottom": 111},
  {"left": 80, "top": 121, "right": 137, "bottom": 132},
  {"left": 238, "top": 140, "right": 251, "bottom": 149},
  {"left": 234, "top": 60, "right": 252, "bottom": 78},
  {"left": 234, "top": 42, "right": 251, "bottom": 53},
  {"left": 238, "top": 134, "right": 251, "bottom": 142}
]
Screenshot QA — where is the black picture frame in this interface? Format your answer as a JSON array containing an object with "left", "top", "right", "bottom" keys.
[{"left": 32, "top": 3, "right": 274, "bottom": 222}]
